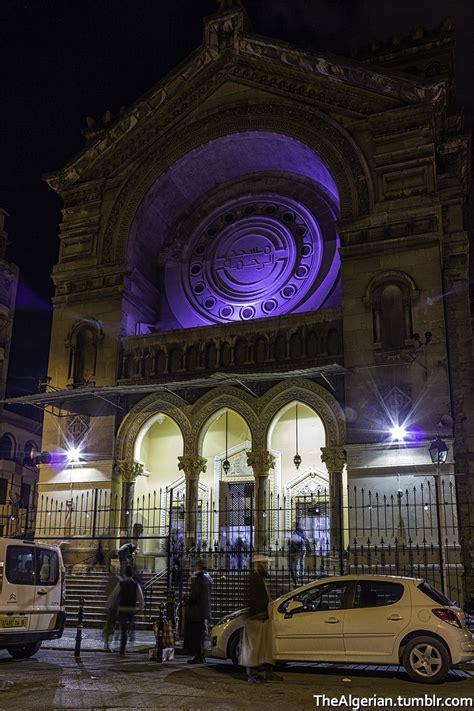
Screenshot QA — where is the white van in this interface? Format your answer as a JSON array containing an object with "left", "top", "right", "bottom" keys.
[{"left": 0, "top": 537, "right": 66, "bottom": 658}]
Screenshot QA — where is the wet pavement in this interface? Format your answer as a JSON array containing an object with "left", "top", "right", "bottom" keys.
[{"left": 0, "top": 645, "right": 473, "bottom": 711}]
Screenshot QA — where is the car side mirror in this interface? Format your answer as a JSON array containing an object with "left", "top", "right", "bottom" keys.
[{"left": 284, "top": 600, "right": 304, "bottom": 618}]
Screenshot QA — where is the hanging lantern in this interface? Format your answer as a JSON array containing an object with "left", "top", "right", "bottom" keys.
[
  {"left": 293, "top": 403, "right": 302, "bottom": 470},
  {"left": 222, "top": 410, "right": 230, "bottom": 474}
]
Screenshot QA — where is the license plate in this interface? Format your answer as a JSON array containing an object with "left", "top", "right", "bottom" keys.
[{"left": 0, "top": 617, "right": 27, "bottom": 629}]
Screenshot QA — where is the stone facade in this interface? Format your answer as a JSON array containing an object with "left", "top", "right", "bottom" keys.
[{"left": 37, "top": 6, "right": 473, "bottom": 595}]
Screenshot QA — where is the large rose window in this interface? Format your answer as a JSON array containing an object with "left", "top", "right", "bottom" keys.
[
  {"left": 168, "top": 195, "right": 323, "bottom": 324},
  {"left": 128, "top": 131, "right": 341, "bottom": 331}
]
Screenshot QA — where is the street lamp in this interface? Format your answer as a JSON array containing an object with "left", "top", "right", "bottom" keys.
[{"left": 428, "top": 436, "right": 448, "bottom": 595}]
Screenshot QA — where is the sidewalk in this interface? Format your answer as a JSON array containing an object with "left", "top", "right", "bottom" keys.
[{"left": 42, "top": 627, "right": 156, "bottom": 653}]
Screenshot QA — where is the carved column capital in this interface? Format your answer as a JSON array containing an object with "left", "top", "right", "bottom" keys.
[
  {"left": 115, "top": 460, "right": 144, "bottom": 483},
  {"left": 178, "top": 455, "right": 207, "bottom": 480},
  {"left": 246, "top": 450, "right": 275, "bottom": 478},
  {"left": 320, "top": 446, "right": 346, "bottom": 475}
]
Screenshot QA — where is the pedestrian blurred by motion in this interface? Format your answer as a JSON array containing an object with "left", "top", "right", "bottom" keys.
[
  {"left": 288, "top": 523, "right": 310, "bottom": 586},
  {"left": 239, "top": 554, "right": 281, "bottom": 683},
  {"left": 118, "top": 542, "right": 136, "bottom": 575},
  {"left": 186, "top": 559, "right": 212, "bottom": 664},
  {"left": 102, "top": 571, "right": 122, "bottom": 651},
  {"left": 109, "top": 565, "right": 144, "bottom": 656}
]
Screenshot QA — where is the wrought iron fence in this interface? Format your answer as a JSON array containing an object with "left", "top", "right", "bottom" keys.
[{"left": 0, "top": 479, "right": 469, "bottom": 610}]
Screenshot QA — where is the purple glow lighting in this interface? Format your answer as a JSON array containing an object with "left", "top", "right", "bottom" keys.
[
  {"left": 128, "top": 131, "right": 341, "bottom": 330},
  {"left": 166, "top": 195, "right": 327, "bottom": 326}
]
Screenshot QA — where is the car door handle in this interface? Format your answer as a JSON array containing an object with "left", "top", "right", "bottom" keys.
[
  {"left": 37, "top": 589, "right": 48, "bottom": 596},
  {"left": 324, "top": 617, "right": 340, "bottom": 624},
  {"left": 387, "top": 614, "right": 403, "bottom": 621}
]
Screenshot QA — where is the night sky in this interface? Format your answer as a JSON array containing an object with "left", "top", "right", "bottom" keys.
[{"left": 1, "top": 0, "right": 473, "bottom": 399}]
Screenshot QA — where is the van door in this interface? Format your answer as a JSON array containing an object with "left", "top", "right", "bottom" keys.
[
  {"left": 30, "top": 546, "right": 61, "bottom": 632},
  {"left": 0, "top": 544, "right": 35, "bottom": 634}
]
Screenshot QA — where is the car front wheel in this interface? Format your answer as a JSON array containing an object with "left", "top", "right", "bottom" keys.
[
  {"left": 7, "top": 641, "right": 42, "bottom": 659},
  {"left": 229, "top": 631, "right": 241, "bottom": 667},
  {"left": 402, "top": 636, "right": 450, "bottom": 683}
]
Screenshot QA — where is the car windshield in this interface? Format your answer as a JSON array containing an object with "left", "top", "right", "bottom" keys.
[{"left": 418, "top": 581, "right": 454, "bottom": 607}]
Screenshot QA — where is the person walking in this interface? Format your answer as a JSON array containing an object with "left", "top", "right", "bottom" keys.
[
  {"left": 109, "top": 565, "right": 144, "bottom": 656},
  {"left": 239, "top": 554, "right": 281, "bottom": 683},
  {"left": 288, "top": 523, "right": 310, "bottom": 586},
  {"left": 186, "top": 559, "right": 212, "bottom": 664},
  {"left": 117, "top": 542, "right": 136, "bottom": 575},
  {"left": 102, "top": 571, "right": 122, "bottom": 651}
]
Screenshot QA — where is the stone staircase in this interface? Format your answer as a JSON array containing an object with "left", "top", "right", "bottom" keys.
[
  {"left": 65, "top": 569, "right": 295, "bottom": 630},
  {"left": 65, "top": 572, "right": 168, "bottom": 630}
]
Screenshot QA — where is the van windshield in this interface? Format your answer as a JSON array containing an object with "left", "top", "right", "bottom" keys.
[{"left": 6, "top": 546, "right": 59, "bottom": 586}]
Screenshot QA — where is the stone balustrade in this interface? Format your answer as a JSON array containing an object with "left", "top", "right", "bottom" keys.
[{"left": 119, "top": 309, "right": 343, "bottom": 382}]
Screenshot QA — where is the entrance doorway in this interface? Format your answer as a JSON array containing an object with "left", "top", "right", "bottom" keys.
[{"left": 219, "top": 481, "right": 254, "bottom": 565}]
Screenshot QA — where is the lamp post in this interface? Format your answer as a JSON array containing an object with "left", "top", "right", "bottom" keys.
[{"left": 428, "top": 436, "right": 448, "bottom": 595}]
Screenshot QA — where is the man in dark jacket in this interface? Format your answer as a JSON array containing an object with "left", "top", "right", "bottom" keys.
[
  {"left": 109, "top": 565, "right": 144, "bottom": 656},
  {"left": 186, "top": 559, "right": 212, "bottom": 664}
]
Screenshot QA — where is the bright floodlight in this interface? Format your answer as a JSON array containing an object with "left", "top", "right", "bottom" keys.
[
  {"left": 390, "top": 424, "right": 407, "bottom": 441},
  {"left": 66, "top": 446, "right": 82, "bottom": 463}
]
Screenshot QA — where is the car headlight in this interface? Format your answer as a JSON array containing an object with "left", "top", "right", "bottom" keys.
[{"left": 215, "top": 609, "right": 247, "bottom": 626}]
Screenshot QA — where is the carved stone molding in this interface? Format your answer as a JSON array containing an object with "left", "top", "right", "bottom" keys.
[
  {"left": 115, "top": 391, "right": 192, "bottom": 460},
  {"left": 190, "top": 386, "right": 262, "bottom": 452},
  {"left": 178, "top": 455, "right": 208, "bottom": 480},
  {"left": 320, "top": 446, "right": 347, "bottom": 474},
  {"left": 115, "top": 460, "right": 144, "bottom": 483},
  {"left": 258, "top": 378, "right": 346, "bottom": 447},
  {"left": 246, "top": 450, "right": 276, "bottom": 478},
  {"left": 100, "top": 98, "right": 371, "bottom": 267}
]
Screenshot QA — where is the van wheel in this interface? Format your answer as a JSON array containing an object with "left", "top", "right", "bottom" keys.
[
  {"left": 7, "top": 642, "right": 42, "bottom": 659},
  {"left": 229, "top": 632, "right": 241, "bottom": 667},
  {"left": 402, "top": 636, "right": 450, "bottom": 683}
]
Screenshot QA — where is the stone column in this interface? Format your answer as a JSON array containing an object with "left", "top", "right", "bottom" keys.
[
  {"left": 320, "top": 447, "right": 346, "bottom": 572},
  {"left": 246, "top": 450, "right": 275, "bottom": 550},
  {"left": 114, "top": 460, "right": 144, "bottom": 541},
  {"left": 178, "top": 455, "right": 207, "bottom": 549}
]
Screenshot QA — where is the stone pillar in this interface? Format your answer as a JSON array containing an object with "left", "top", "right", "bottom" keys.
[
  {"left": 320, "top": 447, "right": 346, "bottom": 572},
  {"left": 114, "top": 460, "right": 144, "bottom": 541},
  {"left": 178, "top": 455, "right": 207, "bottom": 549},
  {"left": 246, "top": 450, "right": 275, "bottom": 550}
]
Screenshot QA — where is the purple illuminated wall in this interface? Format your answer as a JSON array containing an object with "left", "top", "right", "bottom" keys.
[{"left": 127, "top": 131, "right": 341, "bottom": 330}]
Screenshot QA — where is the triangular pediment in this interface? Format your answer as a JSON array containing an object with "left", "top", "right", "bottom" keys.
[{"left": 45, "top": 9, "right": 443, "bottom": 193}]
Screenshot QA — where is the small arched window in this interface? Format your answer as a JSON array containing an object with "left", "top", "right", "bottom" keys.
[
  {"left": 365, "top": 272, "right": 418, "bottom": 353},
  {"left": 67, "top": 320, "right": 102, "bottom": 387},
  {"left": 22, "top": 440, "right": 38, "bottom": 467},
  {"left": 0, "top": 433, "right": 15, "bottom": 460}
]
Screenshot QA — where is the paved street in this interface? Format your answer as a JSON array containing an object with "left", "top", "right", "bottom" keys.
[{"left": 0, "top": 646, "right": 473, "bottom": 711}]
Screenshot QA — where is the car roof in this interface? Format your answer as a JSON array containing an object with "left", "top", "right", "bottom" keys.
[
  {"left": 0, "top": 537, "right": 60, "bottom": 551},
  {"left": 275, "top": 574, "right": 424, "bottom": 599}
]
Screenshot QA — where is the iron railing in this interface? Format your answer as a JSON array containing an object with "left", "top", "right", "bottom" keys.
[{"left": 0, "top": 479, "right": 469, "bottom": 609}]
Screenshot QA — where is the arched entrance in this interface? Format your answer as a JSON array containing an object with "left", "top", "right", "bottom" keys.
[
  {"left": 268, "top": 401, "right": 328, "bottom": 547},
  {"left": 200, "top": 408, "right": 252, "bottom": 558}
]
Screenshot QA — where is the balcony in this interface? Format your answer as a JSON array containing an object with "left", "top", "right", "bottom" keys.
[{"left": 119, "top": 309, "right": 343, "bottom": 383}]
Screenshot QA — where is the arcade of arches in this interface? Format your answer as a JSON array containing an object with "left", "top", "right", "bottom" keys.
[{"left": 119, "top": 384, "right": 345, "bottom": 554}]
